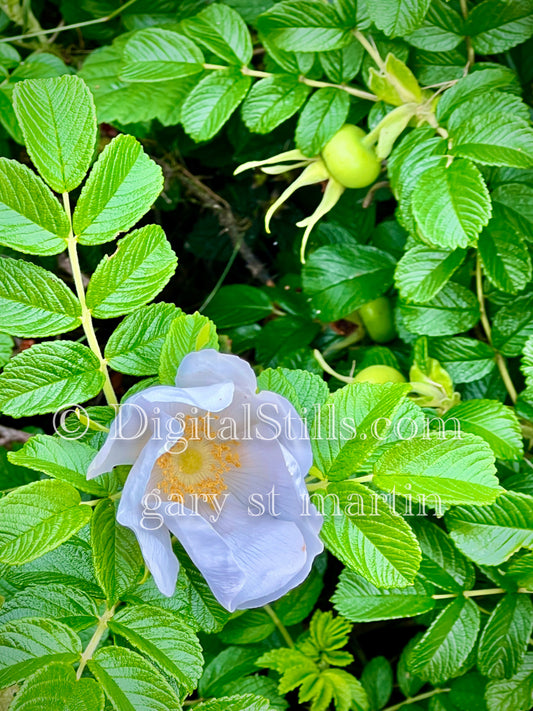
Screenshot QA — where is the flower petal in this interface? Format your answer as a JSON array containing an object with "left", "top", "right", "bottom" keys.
[{"left": 176, "top": 350, "right": 257, "bottom": 395}]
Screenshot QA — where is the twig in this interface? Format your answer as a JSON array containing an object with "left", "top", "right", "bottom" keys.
[
  {"left": 0, "top": 425, "right": 32, "bottom": 447},
  {"left": 171, "top": 164, "right": 274, "bottom": 286}
]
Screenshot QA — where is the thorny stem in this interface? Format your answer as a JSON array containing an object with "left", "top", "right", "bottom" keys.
[
  {"left": 382, "top": 688, "right": 450, "bottom": 711},
  {"left": 0, "top": 0, "right": 138, "bottom": 42},
  {"left": 62, "top": 193, "right": 118, "bottom": 408},
  {"left": 475, "top": 255, "right": 518, "bottom": 404},
  {"left": 432, "top": 587, "right": 532, "bottom": 600},
  {"left": 76, "top": 604, "right": 116, "bottom": 679},
  {"left": 264, "top": 604, "right": 295, "bottom": 648}
]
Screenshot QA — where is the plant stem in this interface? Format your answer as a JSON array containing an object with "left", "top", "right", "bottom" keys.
[
  {"left": 459, "top": 0, "right": 475, "bottom": 74},
  {"left": 313, "top": 349, "right": 356, "bottom": 385},
  {"left": 432, "top": 587, "right": 533, "bottom": 600},
  {"left": 264, "top": 604, "right": 295, "bottom": 648},
  {"left": 0, "top": 0, "right": 138, "bottom": 43},
  {"left": 382, "top": 688, "right": 450, "bottom": 711},
  {"left": 76, "top": 604, "right": 116, "bottom": 679},
  {"left": 62, "top": 193, "right": 118, "bottom": 408},
  {"left": 352, "top": 30, "right": 386, "bottom": 70},
  {"left": 475, "top": 255, "right": 518, "bottom": 404}
]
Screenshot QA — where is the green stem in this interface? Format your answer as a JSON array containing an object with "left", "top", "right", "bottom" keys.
[
  {"left": 432, "top": 587, "right": 533, "bottom": 600},
  {"left": 76, "top": 604, "right": 116, "bottom": 679},
  {"left": 459, "top": 0, "right": 475, "bottom": 74},
  {"left": 199, "top": 242, "right": 240, "bottom": 312},
  {"left": 63, "top": 193, "right": 118, "bottom": 408},
  {"left": 264, "top": 604, "right": 295, "bottom": 648},
  {"left": 0, "top": 0, "right": 138, "bottom": 43},
  {"left": 352, "top": 30, "right": 386, "bottom": 70},
  {"left": 382, "top": 688, "right": 450, "bottom": 711},
  {"left": 313, "top": 349, "right": 356, "bottom": 385}
]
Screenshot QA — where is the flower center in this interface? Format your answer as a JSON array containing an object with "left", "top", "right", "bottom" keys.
[{"left": 156, "top": 414, "right": 240, "bottom": 503}]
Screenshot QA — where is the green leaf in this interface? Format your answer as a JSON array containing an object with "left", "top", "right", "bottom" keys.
[
  {"left": 361, "top": 657, "right": 393, "bottom": 711},
  {"left": 199, "top": 646, "right": 259, "bottom": 697},
  {"left": 478, "top": 205, "right": 532, "bottom": 294},
  {"left": 181, "top": 69, "right": 251, "bottom": 142},
  {"left": 492, "top": 294, "right": 533, "bottom": 356},
  {"left": 428, "top": 337, "right": 495, "bottom": 384},
  {"left": 451, "top": 113, "right": 533, "bottom": 168},
  {"left": 478, "top": 594, "right": 533, "bottom": 680},
  {"left": 9, "top": 662, "right": 104, "bottom": 711},
  {"left": 367, "top": 0, "right": 431, "bottom": 36},
  {"left": 0, "top": 618, "right": 81, "bottom": 689},
  {"left": 196, "top": 695, "right": 273, "bottom": 711},
  {"left": 181, "top": 3, "right": 253, "bottom": 65},
  {"left": 255, "top": 317, "right": 320, "bottom": 367},
  {"left": 318, "top": 39, "right": 364, "bottom": 84},
  {"left": 412, "top": 160, "right": 491, "bottom": 249},
  {"left": 295, "top": 88, "right": 350, "bottom": 157},
  {"left": 446, "top": 91, "right": 530, "bottom": 134},
  {"left": 204, "top": 285, "right": 272, "bottom": 328},
  {"left": 436, "top": 67, "right": 520, "bottom": 122},
  {"left": 8, "top": 434, "right": 116, "bottom": 497},
  {"left": 446, "top": 492, "right": 533, "bottom": 566},
  {"left": 0, "top": 583, "right": 99, "bottom": 631},
  {"left": 373, "top": 433, "right": 500, "bottom": 506},
  {"left": 0, "top": 479, "right": 92, "bottom": 565},
  {"left": 109, "top": 604, "right": 203, "bottom": 694},
  {"left": 257, "top": 1, "right": 351, "bottom": 52},
  {"left": 85, "top": 225, "right": 177, "bottom": 318},
  {"left": 466, "top": 0, "right": 533, "bottom": 53},
  {"left": 400, "top": 282, "right": 480, "bottom": 337},
  {"left": 91, "top": 499, "right": 143, "bottom": 604},
  {"left": 159, "top": 313, "right": 218, "bottom": 385},
  {"left": 0, "top": 341, "right": 105, "bottom": 417},
  {"left": 485, "top": 653, "right": 533, "bottom": 711},
  {"left": 119, "top": 28, "right": 204, "bottom": 82},
  {"left": 492, "top": 183, "right": 533, "bottom": 241},
  {"left": 522, "top": 334, "right": 533, "bottom": 391},
  {"left": 0, "top": 159, "right": 69, "bottom": 255},
  {"left": 242, "top": 75, "right": 310, "bottom": 134},
  {"left": 409, "top": 516, "right": 475, "bottom": 593},
  {"left": 405, "top": 0, "right": 464, "bottom": 51},
  {"left": 13, "top": 75, "right": 97, "bottom": 192},
  {"left": 302, "top": 244, "right": 396, "bottom": 322},
  {"left": 257, "top": 367, "right": 329, "bottom": 429},
  {"left": 333, "top": 569, "right": 435, "bottom": 622},
  {"left": 0, "top": 257, "right": 81, "bottom": 337},
  {"left": 395, "top": 245, "right": 466, "bottom": 303},
  {"left": 73, "top": 133, "right": 163, "bottom": 246},
  {"left": 105, "top": 303, "right": 181, "bottom": 376},
  {"left": 0, "top": 334, "right": 13, "bottom": 368},
  {"left": 445, "top": 399, "right": 523, "bottom": 461},
  {"left": 406, "top": 596, "right": 480, "bottom": 684},
  {"left": 314, "top": 481, "right": 421, "bottom": 588},
  {"left": 89, "top": 646, "right": 182, "bottom": 711}
]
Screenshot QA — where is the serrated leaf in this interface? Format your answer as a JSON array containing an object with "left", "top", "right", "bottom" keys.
[
  {"left": 8, "top": 434, "right": 115, "bottom": 497},
  {"left": 412, "top": 160, "right": 491, "bottom": 249},
  {"left": 257, "top": 367, "right": 329, "bottom": 429},
  {"left": 446, "top": 492, "right": 533, "bottom": 566},
  {"left": 196, "top": 695, "right": 273, "bottom": 711},
  {"left": 314, "top": 481, "right": 421, "bottom": 588},
  {"left": 109, "top": 604, "right": 203, "bottom": 694},
  {"left": 91, "top": 499, "right": 143, "bottom": 604},
  {"left": 0, "top": 479, "right": 92, "bottom": 565},
  {"left": 0, "top": 618, "right": 81, "bottom": 689},
  {"left": 485, "top": 652, "right": 533, "bottom": 711},
  {"left": 410, "top": 516, "right": 475, "bottom": 593},
  {"left": 0, "top": 334, "right": 13, "bottom": 368},
  {"left": 0, "top": 159, "right": 69, "bottom": 255},
  {"left": 428, "top": 337, "right": 495, "bottom": 384},
  {"left": 400, "top": 282, "right": 480, "bottom": 337},
  {"left": 9, "top": 662, "right": 104, "bottom": 711},
  {"left": 89, "top": 646, "right": 181, "bottom": 711},
  {"left": 302, "top": 244, "right": 396, "bottom": 322},
  {"left": 467, "top": 0, "right": 533, "bottom": 54},
  {"left": 492, "top": 293, "right": 533, "bottom": 356},
  {"left": 0, "top": 341, "right": 105, "bottom": 417},
  {"left": 85, "top": 225, "right": 176, "bottom": 319},
  {"left": 478, "top": 594, "right": 533, "bottom": 680},
  {"left": 181, "top": 69, "right": 251, "bottom": 142},
  {"left": 361, "top": 656, "right": 393, "bottom": 711},
  {"left": 407, "top": 596, "right": 480, "bottom": 684},
  {"left": 13, "top": 75, "right": 96, "bottom": 192},
  {"left": 318, "top": 38, "right": 364, "bottom": 84},
  {"left": 395, "top": 244, "right": 466, "bottom": 303},
  {"left": 333, "top": 569, "right": 435, "bottom": 622},
  {"left": 105, "top": 303, "right": 181, "bottom": 376},
  {"left": 200, "top": 646, "right": 260, "bottom": 698},
  {"left": 73, "top": 133, "right": 163, "bottom": 246},
  {"left": 203, "top": 285, "right": 272, "bottom": 328},
  {"left": 182, "top": 3, "right": 252, "bottom": 65},
  {"left": 0, "top": 583, "right": 99, "bottom": 631},
  {"left": 295, "top": 88, "right": 350, "bottom": 157},
  {"left": 478, "top": 205, "right": 532, "bottom": 294},
  {"left": 492, "top": 183, "right": 533, "bottom": 241},
  {"left": 373, "top": 433, "right": 501, "bottom": 505},
  {"left": 159, "top": 313, "right": 218, "bottom": 385},
  {"left": 367, "top": 0, "right": 431, "bottom": 36},
  {"left": 405, "top": 0, "right": 464, "bottom": 51},
  {"left": 445, "top": 399, "right": 523, "bottom": 461},
  {"left": 451, "top": 112, "right": 533, "bottom": 168},
  {"left": 446, "top": 91, "right": 530, "bottom": 134},
  {"left": 120, "top": 28, "right": 204, "bottom": 82},
  {"left": 242, "top": 75, "right": 310, "bottom": 134},
  {"left": 437, "top": 67, "right": 520, "bottom": 122},
  {"left": 257, "top": 1, "right": 351, "bottom": 52},
  {"left": 0, "top": 256, "right": 81, "bottom": 337}
]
